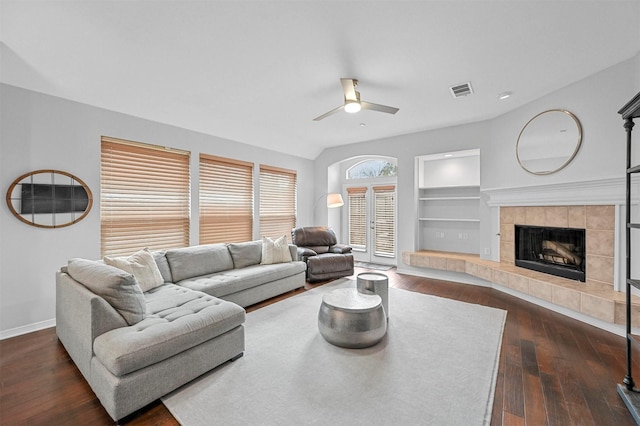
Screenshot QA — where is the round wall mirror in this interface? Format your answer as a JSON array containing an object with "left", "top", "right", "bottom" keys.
[
  {"left": 6, "top": 170, "right": 93, "bottom": 228},
  {"left": 516, "top": 109, "right": 583, "bottom": 175}
]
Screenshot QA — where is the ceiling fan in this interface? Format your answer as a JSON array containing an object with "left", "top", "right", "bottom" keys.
[{"left": 313, "top": 78, "right": 399, "bottom": 121}]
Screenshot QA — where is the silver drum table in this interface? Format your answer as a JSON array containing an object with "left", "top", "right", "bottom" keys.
[
  {"left": 318, "top": 288, "right": 386, "bottom": 349},
  {"left": 357, "top": 272, "right": 389, "bottom": 319}
]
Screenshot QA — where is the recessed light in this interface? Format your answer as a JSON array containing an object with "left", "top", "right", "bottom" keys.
[
  {"left": 498, "top": 91, "right": 512, "bottom": 100},
  {"left": 443, "top": 154, "right": 453, "bottom": 158},
  {"left": 360, "top": 123, "right": 366, "bottom": 127}
]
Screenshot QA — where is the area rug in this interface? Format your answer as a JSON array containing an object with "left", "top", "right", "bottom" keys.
[
  {"left": 162, "top": 279, "right": 506, "bottom": 426},
  {"left": 354, "top": 261, "right": 394, "bottom": 271}
]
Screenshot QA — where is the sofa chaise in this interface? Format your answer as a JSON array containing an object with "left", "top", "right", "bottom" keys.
[{"left": 56, "top": 239, "right": 305, "bottom": 421}]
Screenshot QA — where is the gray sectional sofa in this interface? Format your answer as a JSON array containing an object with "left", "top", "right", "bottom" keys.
[{"left": 56, "top": 241, "right": 306, "bottom": 421}]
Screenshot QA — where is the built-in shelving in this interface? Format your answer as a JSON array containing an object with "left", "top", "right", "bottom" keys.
[
  {"left": 617, "top": 91, "right": 640, "bottom": 425},
  {"left": 416, "top": 149, "right": 481, "bottom": 255}
]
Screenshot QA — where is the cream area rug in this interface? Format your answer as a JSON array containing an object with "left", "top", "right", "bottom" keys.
[{"left": 162, "top": 278, "right": 506, "bottom": 426}]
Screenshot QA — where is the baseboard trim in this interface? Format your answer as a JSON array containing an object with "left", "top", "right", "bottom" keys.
[{"left": 0, "top": 318, "right": 56, "bottom": 340}]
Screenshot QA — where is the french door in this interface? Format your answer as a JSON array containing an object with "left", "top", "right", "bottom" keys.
[{"left": 346, "top": 184, "right": 396, "bottom": 265}]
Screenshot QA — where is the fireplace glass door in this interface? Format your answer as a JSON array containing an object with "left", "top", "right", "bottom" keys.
[{"left": 515, "top": 225, "right": 586, "bottom": 281}]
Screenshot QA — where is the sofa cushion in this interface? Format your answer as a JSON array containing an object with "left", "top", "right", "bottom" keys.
[
  {"left": 166, "top": 244, "right": 234, "bottom": 282},
  {"left": 152, "top": 250, "right": 173, "bottom": 283},
  {"left": 104, "top": 248, "right": 164, "bottom": 292},
  {"left": 93, "top": 284, "right": 245, "bottom": 376},
  {"left": 67, "top": 258, "right": 146, "bottom": 325},
  {"left": 177, "top": 261, "right": 306, "bottom": 298},
  {"left": 260, "top": 235, "right": 292, "bottom": 265},
  {"left": 228, "top": 240, "right": 262, "bottom": 269}
]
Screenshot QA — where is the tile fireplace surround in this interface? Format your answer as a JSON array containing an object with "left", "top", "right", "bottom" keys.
[
  {"left": 404, "top": 180, "right": 640, "bottom": 331},
  {"left": 501, "top": 205, "right": 614, "bottom": 287}
]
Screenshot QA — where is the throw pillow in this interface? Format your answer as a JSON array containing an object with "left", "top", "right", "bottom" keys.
[
  {"left": 228, "top": 240, "right": 262, "bottom": 269},
  {"left": 104, "top": 248, "right": 165, "bottom": 292},
  {"left": 260, "top": 235, "right": 293, "bottom": 265},
  {"left": 67, "top": 258, "right": 146, "bottom": 325}
]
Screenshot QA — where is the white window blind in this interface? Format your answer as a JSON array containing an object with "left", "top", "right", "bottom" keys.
[
  {"left": 347, "top": 186, "right": 367, "bottom": 248},
  {"left": 373, "top": 185, "right": 395, "bottom": 257},
  {"left": 259, "top": 165, "right": 297, "bottom": 241},
  {"left": 199, "top": 154, "right": 253, "bottom": 244},
  {"left": 101, "top": 137, "right": 190, "bottom": 257}
]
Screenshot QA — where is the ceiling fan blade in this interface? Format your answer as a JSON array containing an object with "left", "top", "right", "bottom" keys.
[
  {"left": 360, "top": 101, "right": 399, "bottom": 115},
  {"left": 313, "top": 105, "right": 344, "bottom": 121},
  {"left": 340, "top": 78, "right": 358, "bottom": 102}
]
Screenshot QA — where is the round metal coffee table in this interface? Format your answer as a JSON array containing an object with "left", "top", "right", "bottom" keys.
[
  {"left": 357, "top": 272, "right": 389, "bottom": 319},
  {"left": 318, "top": 288, "right": 386, "bottom": 349}
]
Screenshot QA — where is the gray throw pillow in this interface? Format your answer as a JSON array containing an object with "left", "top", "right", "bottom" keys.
[
  {"left": 228, "top": 240, "right": 262, "bottom": 269},
  {"left": 67, "top": 258, "right": 146, "bottom": 325}
]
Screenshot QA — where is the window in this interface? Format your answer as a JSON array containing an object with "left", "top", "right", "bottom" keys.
[
  {"left": 347, "top": 159, "right": 397, "bottom": 179},
  {"left": 347, "top": 187, "right": 367, "bottom": 248},
  {"left": 101, "top": 137, "right": 190, "bottom": 257},
  {"left": 373, "top": 185, "right": 395, "bottom": 257},
  {"left": 259, "top": 165, "right": 297, "bottom": 241},
  {"left": 199, "top": 154, "right": 253, "bottom": 244}
]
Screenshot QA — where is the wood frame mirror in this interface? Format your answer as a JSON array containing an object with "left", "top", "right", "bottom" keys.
[{"left": 6, "top": 169, "right": 93, "bottom": 228}]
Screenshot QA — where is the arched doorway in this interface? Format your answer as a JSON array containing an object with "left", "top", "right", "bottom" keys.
[{"left": 341, "top": 156, "right": 397, "bottom": 266}]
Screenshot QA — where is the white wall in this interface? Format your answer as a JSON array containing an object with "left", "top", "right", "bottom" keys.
[
  {"left": 484, "top": 54, "right": 640, "bottom": 190},
  {"left": 2, "top": 54, "right": 638, "bottom": 337},
  {"left": 0, "top": 84, "right": 314, "bottom": 337},
  {"left": 315, "top": 54, "right": 640, "bottom": 276},
  {"left": 314, "top": 119, "right": 493, "bottom": 269}
]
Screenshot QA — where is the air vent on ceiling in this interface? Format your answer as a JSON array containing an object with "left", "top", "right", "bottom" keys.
[{"left": 449, "top": 82, "right": 474, "bottom": 98}]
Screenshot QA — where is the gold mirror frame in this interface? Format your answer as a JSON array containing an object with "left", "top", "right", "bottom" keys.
[
  {"left": 516, "top": 109, "right": 583, "bottom": 175},
  {"left": 6, "top": 169, "right": 93, "bottom": 228}
]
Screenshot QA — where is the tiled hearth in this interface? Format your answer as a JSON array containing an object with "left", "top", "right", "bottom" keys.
[
  {"left": 403, "top": 203, "right": 640, "bottom": 328},
  {"left": 402, "top": 250, "right": 640, "bottom": 327}
]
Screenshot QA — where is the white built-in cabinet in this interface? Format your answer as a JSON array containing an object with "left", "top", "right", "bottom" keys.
[{"left": 416, "top": 149, "right": 480, "bottom": 255}]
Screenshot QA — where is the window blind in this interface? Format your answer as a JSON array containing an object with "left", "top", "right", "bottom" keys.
[
  {"left": 259, "top": 165, "right": 297, "bottom": 241},
  {"left": 199, "top": 154, "right": 253, "bottom": 244},
  {"left": 373, "top": 185, "right": 395, "bottom": 257},
  {"left": 101, "top": 137, "right": 190, "bottom": 257},
  {"left": 347, "top": 186, "right": 367, "bottom": 248}
]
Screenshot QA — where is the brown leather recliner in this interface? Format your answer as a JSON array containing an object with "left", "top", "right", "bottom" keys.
[{"left": 291, "top": 226, "right": 354, "bottom": 283}]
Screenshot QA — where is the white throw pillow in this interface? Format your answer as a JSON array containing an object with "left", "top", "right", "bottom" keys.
[
  {"left": 260, "top": 235, "right": 292, "bottom": 265},
  {"left": 104, "top": 248, "right": 165, "bottom": 292}
]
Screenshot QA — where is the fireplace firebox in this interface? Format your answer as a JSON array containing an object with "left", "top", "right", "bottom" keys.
[{"left": 515, "top": 225, "right": 586, "bottom": 282}]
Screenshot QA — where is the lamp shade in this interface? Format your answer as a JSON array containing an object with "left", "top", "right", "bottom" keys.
[{"left": 326, "top": 193, "right": 344, "bottom": 208}]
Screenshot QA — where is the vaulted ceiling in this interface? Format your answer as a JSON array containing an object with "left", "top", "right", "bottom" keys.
[{"left": 2, "top": 1, "right": 639, "bottom": 159}]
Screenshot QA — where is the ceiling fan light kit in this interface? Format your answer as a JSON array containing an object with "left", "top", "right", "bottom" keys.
[
  {"left": 344, "top": 100, "right": 361, "bottom": 113},
  {"left": 313, "top": 78, "right": 399, "bottom": 121}
]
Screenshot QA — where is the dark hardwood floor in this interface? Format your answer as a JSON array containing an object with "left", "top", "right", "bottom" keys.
[{"left": 0, "top": 267, "right": 636, "bottom": 425}]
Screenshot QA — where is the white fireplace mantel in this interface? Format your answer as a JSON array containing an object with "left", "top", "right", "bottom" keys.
[
  {"left": 482, "top": 176, "right": 635, "bottom": 207},
  {"left": 483, "top": 176, "right": 640, "bottom": 294}
]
